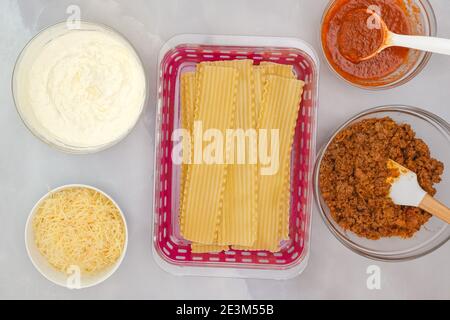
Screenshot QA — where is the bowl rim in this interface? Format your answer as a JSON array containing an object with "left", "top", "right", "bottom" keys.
[
  {"left": 313, "top": 105, "right": 450, "bottom": 262},
  {"left": 24, "top": 184, "right": 129, "bottom": 289},
  {"left": 319, "top": 0, "right": 438, "bottom": 91},
  {"left": 11, "top": 20, "right": 149, "bottom": 155}
]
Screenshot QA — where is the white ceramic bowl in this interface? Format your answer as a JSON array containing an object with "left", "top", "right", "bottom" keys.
[{"left": 25, "top": 184, "right": 128, "bottom": 289}]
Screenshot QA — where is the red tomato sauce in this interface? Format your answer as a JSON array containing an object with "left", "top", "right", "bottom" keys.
[
  {"left": 322, "top": 0, "right": 413, "bottom": 86},
  {"left": 337, "top": 9, "right": 385, "bottom": 62}
]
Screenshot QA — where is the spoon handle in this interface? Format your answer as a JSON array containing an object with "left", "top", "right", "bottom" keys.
[
  {"left": 389, "top": 33, "right": 450, "bottom": 56},
  {"left": 419, "top": 194, "right": 450, "bottom": 224}
]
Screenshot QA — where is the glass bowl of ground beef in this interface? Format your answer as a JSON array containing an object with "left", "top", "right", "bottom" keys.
[{"left": 314, "top": 105, "right": 449, "bottom": 261}]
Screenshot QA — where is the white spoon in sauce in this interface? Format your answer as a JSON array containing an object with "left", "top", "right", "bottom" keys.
[{"left": 339, "top": 9, "right": 450, "bottom": 63}]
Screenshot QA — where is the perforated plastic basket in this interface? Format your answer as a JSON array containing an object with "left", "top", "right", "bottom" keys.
[{"left": 152, "top": 34, "right": 319, "bottom": 279}]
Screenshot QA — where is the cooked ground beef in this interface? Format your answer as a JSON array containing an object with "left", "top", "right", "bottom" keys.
[{"left": 319, "top": 117, "right": 444, "bottom": 239}]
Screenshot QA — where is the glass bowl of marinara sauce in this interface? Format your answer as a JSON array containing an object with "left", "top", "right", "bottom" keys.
[{"left": 321, "top": 0, "right": 436, "bottom": 89}]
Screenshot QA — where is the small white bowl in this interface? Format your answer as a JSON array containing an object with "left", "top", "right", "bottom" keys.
[{"left": 25, "top": 184, "right": 128, "bottom": 289}]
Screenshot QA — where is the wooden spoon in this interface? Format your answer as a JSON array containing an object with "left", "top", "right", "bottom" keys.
[
  {"left": 339, "top": 10, "right": 450, "bottom": 63},
  {"left": 387, "top": 159, "right": 450, "bottom": 224}
]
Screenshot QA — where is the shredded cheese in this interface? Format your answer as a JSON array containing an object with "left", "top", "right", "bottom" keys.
[{"left": 33, "top": 187, "right": 126, "bottom": 275}]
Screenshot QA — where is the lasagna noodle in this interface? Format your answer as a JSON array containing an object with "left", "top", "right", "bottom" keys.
[
  {"left": 258, "top": 63, "right": 297, "bottom": 244},
  {"left": 180, "top": 72, "right": 196, "bottom": 228},
  {"left": 181, "top": 65, "right": 238, "bottom": 244},
  {"left": 279, "top": 165, "right": 291, "bottom": 242},
  {"left": 260, "top": 62, "right": 296, "bottom": 79},
  {"left": 191, "top": 244, "right": 229, "bottom": 253},
  {"left": 201, "top": 60, "right": 257, "bottom": 246},
  {"left": 181, "top": 72, "right": 230, "bottom": 253},
  {"left": 235, "top": 75, "right": 304, "bottom": 251},
  {"left": 253, "top": 66, "right": 264, "bottom": 117},
  {"left": 254, "top": 63, "right": 296, "bottom": 116},
  {"left": 190, "top": 60, "right": 257, "bottom": 251},
  {"left": 181, "top": 72, "right": 196, "bottom": 132}
]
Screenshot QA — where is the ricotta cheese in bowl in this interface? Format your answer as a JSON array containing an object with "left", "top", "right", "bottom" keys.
[{"left": 13, "top": 21, "right": 147, "bottom": 153}]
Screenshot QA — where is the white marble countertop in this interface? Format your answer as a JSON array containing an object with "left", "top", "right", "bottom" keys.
[{"left": 0, "top": 0, "right": 448, "bottom": 300}]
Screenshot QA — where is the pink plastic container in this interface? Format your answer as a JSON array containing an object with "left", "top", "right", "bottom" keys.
[{"left": 152, "top": 34, "right": 319, "bottom": 279}]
